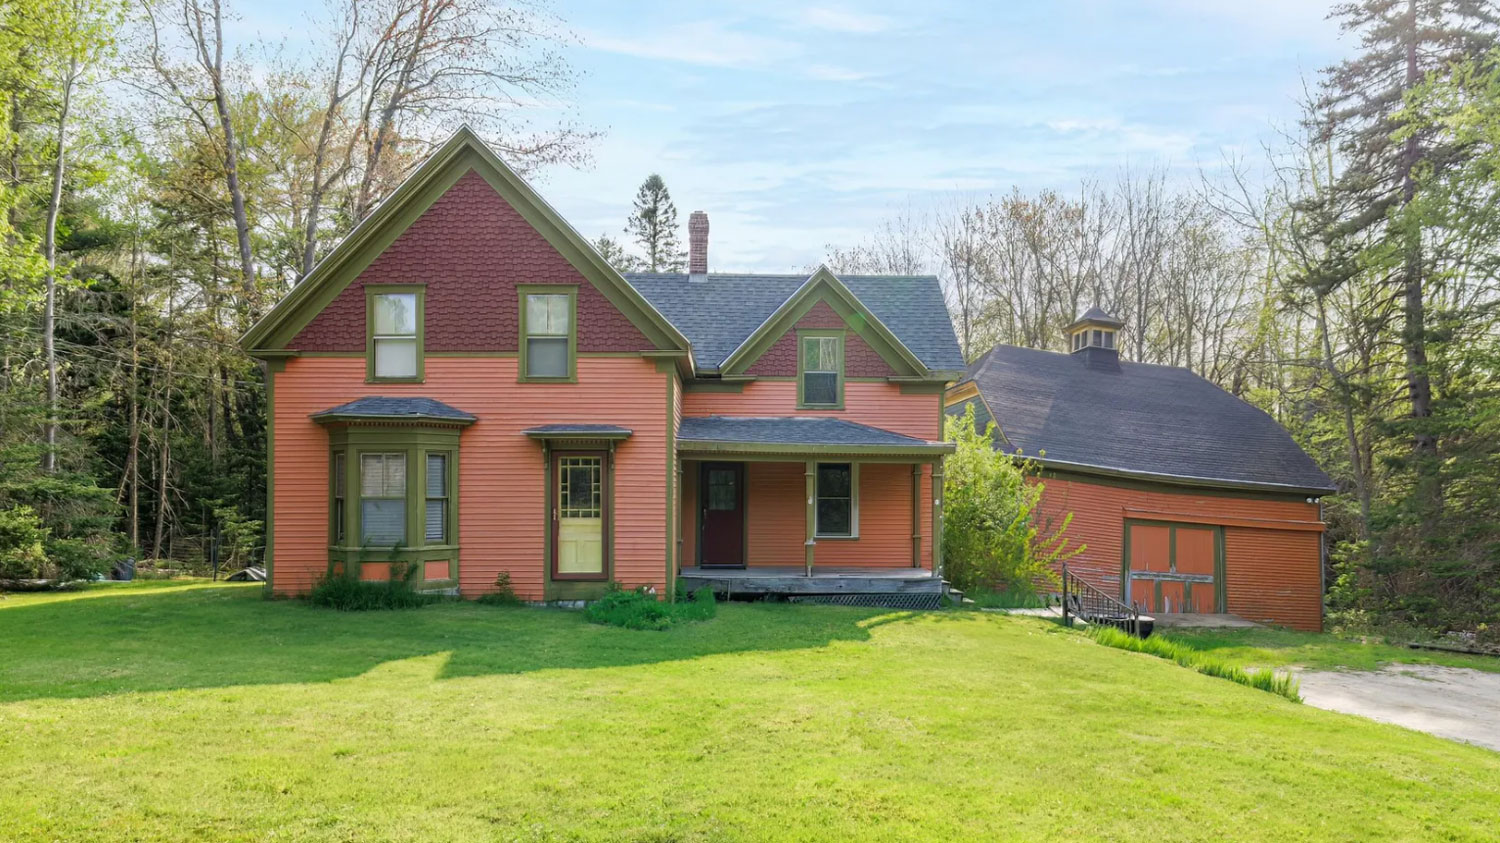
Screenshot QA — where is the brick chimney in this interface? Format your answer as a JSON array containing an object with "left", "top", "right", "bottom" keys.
[{"left": 688, "top": 211, "right": 709, "bottom": 282}]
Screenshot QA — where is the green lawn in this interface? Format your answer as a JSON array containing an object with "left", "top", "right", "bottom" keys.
[
  {"left": 2, "top": 583, "right": 1498, "bottom": 841},
  {"left": 1158, "top": 626, "right": 1500, "bottom": 674}
]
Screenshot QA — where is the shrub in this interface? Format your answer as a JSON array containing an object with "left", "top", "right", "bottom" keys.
[
  {"left": 1087, "top": 625, "right": 1301, "bottom": 702},
  {"left": 942, "top": 404, "right": 1078, "bottom": 594},
  {"left": 308, "top": 563, "right": 434, "bottom": 611},
  {"left": 476, "top": 572, "right": 523, "bottom": 606},
  {"left": 584, "top": 583, "right": 716, "bottom": 630},
  {"left": 0, "top": 505, "right": 49, "bottom": 580}
]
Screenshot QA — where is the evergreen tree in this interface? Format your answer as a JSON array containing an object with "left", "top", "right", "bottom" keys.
[
  {"left": 592, "top": 234, "right": 641, "bottom": 272},
  {"left": 625, "top": 174, "right": 683, "bottom": 272}
]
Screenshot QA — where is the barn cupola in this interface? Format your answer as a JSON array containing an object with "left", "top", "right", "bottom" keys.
[{"left": 1065, "top": 306, "right": 1124, "bottom": 372}]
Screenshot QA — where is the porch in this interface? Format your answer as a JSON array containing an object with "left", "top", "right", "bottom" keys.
[
  {"left": 674, "top": 416, "right": 953, "bottom": 605},
  {"left": 680, "top": 565, "right": 945, "bottom": 606}
]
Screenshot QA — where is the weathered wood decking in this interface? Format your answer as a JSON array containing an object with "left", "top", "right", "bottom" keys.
[{"left": 679, "top": 566, "right": 945, "bottom": 598}]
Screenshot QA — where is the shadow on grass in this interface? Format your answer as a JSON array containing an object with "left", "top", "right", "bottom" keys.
[{"left": 0, "top": 583, "right": 910, "bottom": 703}]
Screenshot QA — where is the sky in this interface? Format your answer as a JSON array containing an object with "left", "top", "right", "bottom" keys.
[{"left": 244, "top": 0, "right": 1350, "bottom": 272}]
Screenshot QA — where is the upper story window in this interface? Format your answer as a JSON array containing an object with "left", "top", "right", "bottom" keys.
[
  {"left": 799, "top": 332, "right": 844, "bottom": 409},
  {"left": 520, "top": 287, "right": 576, "bottom": 381},
  {"left": 368, "top": 289, "right": 422, "bottom": 381}
]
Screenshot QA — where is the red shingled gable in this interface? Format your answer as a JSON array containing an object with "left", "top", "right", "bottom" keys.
[
  {"left": 745, "top": 300, "right": 899, "bottom": 378},
  {"left": 291, "top": 170, "right": 652, "bottom": 352}
]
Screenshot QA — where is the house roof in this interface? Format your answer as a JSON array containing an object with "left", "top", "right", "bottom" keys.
[
  {"left": 678, "top": 416, "right": 952, "bottom": 457},
  {"left": 1065, "top": 306, "right": 1124, "bottom": 331},
  {"left": 953, "top": 344, "right": 1336, "bottom": 494},
  {"left": 625, "top": 272, "right": 965, "bottom": 372},
  {"left": 312, "top": 396, "right": 476, "bottom": 425}
]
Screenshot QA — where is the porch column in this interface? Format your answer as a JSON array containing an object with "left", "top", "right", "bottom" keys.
[
  {"left": 804, "top": 459, "right": 816, "bottom": 575},
  {"left": 911, "top": 463, "right": 922, "bottom": 567},
  {"left": 674, "top": 457, "right": 684, "bottom": 574},
  {"left": 932, "top": 457, "right": 946, "bottom": 579}
]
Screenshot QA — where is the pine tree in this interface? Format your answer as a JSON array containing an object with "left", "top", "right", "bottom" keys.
[
  {"left": 625, "top": 174, "right": 683, "bottom": 272},
  {"left": 592, "top": 234, "right": 641, "bottom": 272},
  {"left": 1311, "top": 0, "right": 1499, "bottom": 520}
]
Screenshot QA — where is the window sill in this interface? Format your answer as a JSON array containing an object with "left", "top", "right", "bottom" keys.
[
  {"left": 328, "top": 544, "right": 459, "bottom": 553},
  {"left": 814, "top": 534, "right": 860, "bottom": 541},
  {"left": 517, "top": 376, "right": 578, "bottom": 384},
  {"left": 367, "top": 376, "right": 425, "bottom": 385},
  {"left": 797, "top": 404, "right": 845, "bottom": 411}
]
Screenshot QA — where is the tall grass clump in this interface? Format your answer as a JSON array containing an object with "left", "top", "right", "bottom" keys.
[
  {"left": 584, "top": 584, "right": 716, "bottom": 630},
  {"left": 1088, "top": 625, "right": 1301, "bottom": 702},
  {"left": 308, "top": 563, "right": 435, "bottom": 611}
]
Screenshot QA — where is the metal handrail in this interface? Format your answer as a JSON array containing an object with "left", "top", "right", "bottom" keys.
[{"left": 1061, "top": 563, "right": 1146, "bottom": 637}]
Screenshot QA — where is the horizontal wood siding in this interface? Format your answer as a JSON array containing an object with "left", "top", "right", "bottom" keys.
[
  {"left": 272, "top": 356, "right": 668, "bottom": 599},
  {"left": 680, "top": 460, "right": 932, "bottom": 569},
  {"left": 684, "top": 381, "right": 940, "bottom": 440},
  {"left": 1036, "top": 475, "right": 1322, "bottom": 630}
]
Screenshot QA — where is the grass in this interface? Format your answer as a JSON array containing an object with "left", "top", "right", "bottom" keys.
[
  {"left": 964, "top": 587, "right": 1049, "bottom": 609},
  {"left": 0, "top": 582, "right": 1497, "bottom": 841},
  {"left": 583, "top": 584, "right": 716, "bottom": 629},
  {"left": 1158, "top": 626, "right": 1500, "bottom": 674},
  {"left": 1088, "top": 626, "right": 1301, "bottom": 701}
]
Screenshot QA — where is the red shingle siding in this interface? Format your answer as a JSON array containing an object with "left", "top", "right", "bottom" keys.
[
  {"left": 1035, "top": 474, "right": 1323, "bottom": 630},
  {"left": 745, "top": 301, "right": 898, "bottom": 378},
  {"left": 291, "top": 170, "right": 651, "bottom": 353}
]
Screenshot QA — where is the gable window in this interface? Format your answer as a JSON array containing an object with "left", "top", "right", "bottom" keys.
[
  {"left": 815, "top": 462, "right": 858, "bottom": 538},
  {"left": 368, "top": 289, "right": 422, "bottom": 381},
  {"left": 360, "top": 452, "right": 407, "bottom": 546},
  {"left": 799, "top": 333, "right": 844, "bottom": 408},
  {"left": 520, "top": 287, "right": 576, "bottom": 381}
]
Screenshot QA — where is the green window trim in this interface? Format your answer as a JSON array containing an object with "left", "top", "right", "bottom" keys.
[
  {"left": 814, "top": 461, "right": 859, "bottom": 539},
  {"left": 518, "top": 284, "right": 578, "bottom": 383},
  {"left": 798, "top": 329, "right": 845, "bottom": 409},
  {"left": 327, "top": 426, "right": 461, "bottom": 584},
  {"left": 366, "top": 285, "right": 426, "bottom": 383}
]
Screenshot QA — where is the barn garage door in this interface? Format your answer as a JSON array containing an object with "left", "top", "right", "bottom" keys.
[{"left": 1125, "top": 521, "right": 1223, "bottom": 614}]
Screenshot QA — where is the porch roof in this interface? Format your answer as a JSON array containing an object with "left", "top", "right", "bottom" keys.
[{"left": 677, "top": 416, "right": 953, "bottom": 458}]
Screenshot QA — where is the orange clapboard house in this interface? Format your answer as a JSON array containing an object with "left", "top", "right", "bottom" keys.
[
  {"left": 945, "top": 309, "right": 1337, "bottom": 630},
  {"left": 242, "top": 129, "right": 965, "bottom": 605}
]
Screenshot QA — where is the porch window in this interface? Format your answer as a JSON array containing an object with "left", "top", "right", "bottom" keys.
[
  {"left": 369, "top": 291, "right": 421, "bottom": 381},
  {"left": 799, "top": 333, "right": 843, "bottom": 408},
  {"left": 521, "top": 288, "right": 576, "bottom": 380},
  {"left": 360, "top": 452, "right": 407, "bottom": 546},
  {"left": 425, "top": 453, "right": 449, "bottom": 544},
  {"left": 815, "top": 462, "right": 858, "bottom": 538}
]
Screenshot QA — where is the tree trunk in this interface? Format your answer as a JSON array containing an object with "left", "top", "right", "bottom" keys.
[{"left": 41, "top": 55, "right": 77, "bottom": 474}]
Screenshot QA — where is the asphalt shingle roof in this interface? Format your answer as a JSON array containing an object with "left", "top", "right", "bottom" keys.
[
  {"left": 312, "top": 396, "right": 476, "bottom": 423},
  {"left": 521, "top": 424, "right": 632, "bottom": 437},
  {"left": 678, "top": 416, "right": 944, "bottom": 448},
  {"left": 624, "top": 273, "right": 965, "bottom": 372},
  {"left": 954, "top": 344, "right": 1336, "bottom": 493}
]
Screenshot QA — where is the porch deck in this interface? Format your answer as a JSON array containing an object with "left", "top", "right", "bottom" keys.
[{"left": 679, "top": 565, "right": 945, "bottom": 599}]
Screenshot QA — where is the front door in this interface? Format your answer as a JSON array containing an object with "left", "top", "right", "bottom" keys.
[
  {"left": 1124, "top": 521, "right": 1221, "bottom": 613},
  {"left": 553, "top": 451, "right": 607, "bottom": 579},
  {"left": 699, "top": 462, "right": 745, "bottom": 568}
]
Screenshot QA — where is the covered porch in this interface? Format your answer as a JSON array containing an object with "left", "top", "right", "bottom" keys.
[{"left": 675, "top": 416, "right": 953, "bottom": 603}]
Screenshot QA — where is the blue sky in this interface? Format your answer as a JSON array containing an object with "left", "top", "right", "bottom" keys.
[{"left": 245, "top": 1, "right": 1348, "bottom": 272}]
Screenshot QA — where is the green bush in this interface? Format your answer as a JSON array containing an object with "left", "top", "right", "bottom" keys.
[
  {"left": 0, "top": 505, "right": 48, "bottom": 580},
  {"left": 942, "top": 404, "right": 1078, "bottom": 594},
  {"left": 476, "top": 572, "right": 523, "bottom": 606},
  {"left": 1088, "top": 625, "right": 1301, "bottom": 702},
  {"left": 584, "top": 583, "right": 716, "bottom": 630},
  {"left": 308, "top": 563, "right": 434, "bottom": 611}
]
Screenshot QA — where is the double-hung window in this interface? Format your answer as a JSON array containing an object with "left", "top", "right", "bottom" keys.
[
  {"left": 360, "top": 452, "right": 407, "bottom": 546},
  {"left": 815, "top": 462, "right": 858, "bottom": 538},
  {"left": 369, "top": 290, "right": 421, "bottom": 381},
  {"left": 799, "top": 333, "right": 843, "bottom": 408},
  {"left": 522, "top": 289, "right": 574, "bottom": 380},
  {"left": 425, "top": 453, "right": 449, "bottom": 544}
]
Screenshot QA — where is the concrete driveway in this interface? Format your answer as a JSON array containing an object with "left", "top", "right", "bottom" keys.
[{"left": 1297, "top": 665, "right": 1500, "bottom": 753}]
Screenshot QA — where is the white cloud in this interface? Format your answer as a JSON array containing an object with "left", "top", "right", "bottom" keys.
[
  {"left": 806, "top": 64, "right": 872, "bottom": 82},
  {"left": 796, "top": 6, "right": 895, "bottom": 34},
  {"left": 579, "top": 21, "right": 796, "bottom": 69}
]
